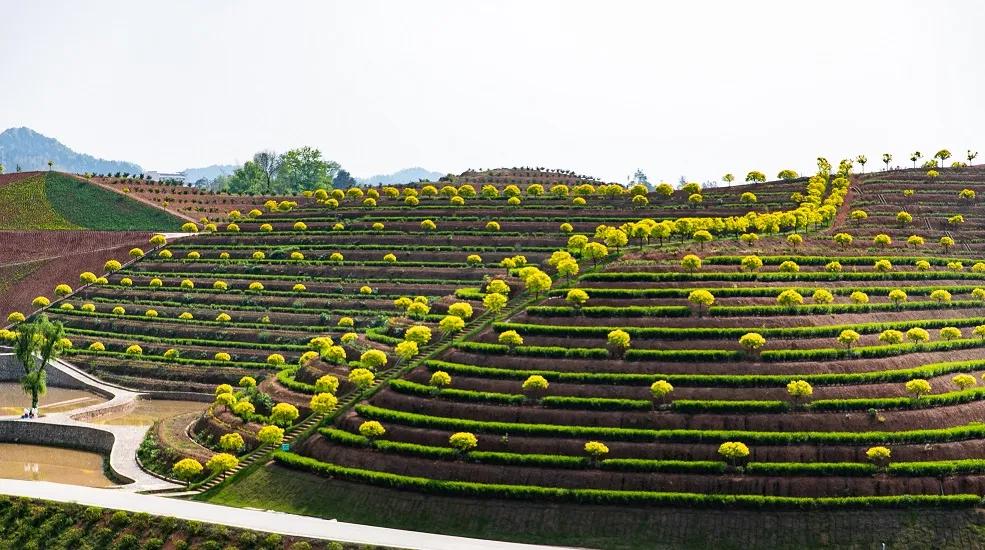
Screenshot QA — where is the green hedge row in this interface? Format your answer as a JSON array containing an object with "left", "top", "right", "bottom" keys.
[
  {"left": 64, "top": 348, "right": 269, "bottom": 369},
  {"left": 365, "top": 328, "right": 404, "bottom": 345},
  {"left": 170, "top": 257, "right": 497, "bottom": 268},
  {"left": 276, "top": 368, "right": 317, "bottom": 394},
  {"left": 759, "top": 337, "right": 985, "bottom": 362},
  {"left": 168, "top": 241, "right": 558, "bottom": 252},
  {"left": 75, "top": 294, "right": 415, "bottom": 322},
  {"left": 50, "top": 307, "right": 332, "bottom": 333},
  {"left": 62, "top": 326, "right": 310, "bottom": 352},
  {"left": 389, "top": 379, "right": 652, "bottom": 411},
  {"left": 423, "top": 358, "right": 985, "bottom": 388},
  {"left": 494, "top": 316, "right": 985, "bottom": 340},
  {"left": 455, "top": 288, "right": 486, "bottom": 300},
  {"left": 526, "top": 305, "right": 691, "bottom": 318},
  {"left": 95, "top": 281, "right": 409, "bottom": 300},
  {"left": 354, "top": 404, "right": 985, "bottom": 445},
  {"left": 547, "top": 285, "right": 985, "bottom": 299},
  {"left": 273, "top": 452, "right": 981, "bottom": 508},
  {"left": 455, "top": 341, "right": 609, "bottom": 359},
  {"left": 531, "top": 300, "right": 983, "bottom": 319},
  {"left": 671, "top": 400, "right": 789, "bottom": 413},
  {"left": 583, "top": 271, "right": 985, "bottom": 283},
  {"left": 118, "top": 268, "right": 477, "bottom": 286},
  {"left": 674, "top": 386, "right": 985, "bottom": 413},
  {"left": 705, "top": 255, "right": 985, "bottom": 267},
  {"left": 319, "top": 428, "right": 985, "bottom": 477},
  {"left": 810, "top": 387, "right": 985, "bottom": 412},
  {"left": 711, "top": 300, "right": 982, "bottom": 317}
]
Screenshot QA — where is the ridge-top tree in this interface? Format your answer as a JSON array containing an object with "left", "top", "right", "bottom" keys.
[
  {"left": 253, "top": 150, "right": 281, "bottom": 194},
  {"left": 856, "top": 155, "right": 867, "bottom": 173},
  {"left": 745, "top": 171, "right": 766, "bottom": 184},
  {"left": 14, "top": 315, "right": 66, "bottom": 410},
  {"left": 935, "top": 149, "right": 952, "bottom": 168},
  {"left": 882, "top": 153, "right": 892, "bottom": 170},
  {"left": 910, "top": 151, "right": 922, "bottom": 167}
]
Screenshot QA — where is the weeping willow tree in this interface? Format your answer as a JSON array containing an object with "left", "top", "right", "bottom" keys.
[{"left": 13, "top": 315, "right": 65, "bottom": 410}]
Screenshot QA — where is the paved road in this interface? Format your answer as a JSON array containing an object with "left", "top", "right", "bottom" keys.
[{"left": 0, "top": 479, "right": 569, "bottom": 550}]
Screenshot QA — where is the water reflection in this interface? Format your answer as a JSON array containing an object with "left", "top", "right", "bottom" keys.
[
  {"left": 87, "top": 399, "right": 207, "bottom": 426},
  {"left": 0, "top": 443, "right": 116, "bottom": 487},
  {"left": 0, "top": 383, "right": 106, "bottom": 416}
]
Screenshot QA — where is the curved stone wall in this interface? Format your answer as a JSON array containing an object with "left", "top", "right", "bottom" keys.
[{"left": 0, "top": 420, "right": 133, "bottom": 484}]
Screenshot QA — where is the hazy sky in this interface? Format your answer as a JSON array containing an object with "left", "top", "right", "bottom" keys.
[{"left": 2, "top": 1, "right": 982, "bottom": 182}]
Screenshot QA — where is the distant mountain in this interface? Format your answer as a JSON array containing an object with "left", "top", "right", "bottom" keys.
[
  {"left": 357, "top": 167, "right": 444, "bottom": 186},
  {"left": 182, "top": 164, "right": 239, "bottom": 184},
  {"left": 0, "top": 127, "right": 142, "bottom": 175}
]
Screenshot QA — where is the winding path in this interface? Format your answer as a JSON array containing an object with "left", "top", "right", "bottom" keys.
[
  {"left": 0, "top": 355, "right": 182, "bottom": 491},
  {"left": 0, "top": 479, "right": 566, "bottom": 550}
]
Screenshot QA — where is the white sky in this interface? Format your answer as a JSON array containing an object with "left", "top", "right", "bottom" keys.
[{"left": 1, "top": 0, "right": 982, "bottom": 182}]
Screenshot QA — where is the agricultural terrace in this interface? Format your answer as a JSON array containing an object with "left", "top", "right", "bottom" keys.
[
  {"left": 0, "top": 172, "right": 184, "bottom": 231},
  {"left": 14, "top": 163, "right": 985, "bottom": 531},
  {"left": 2, "top": 167, "right": 810, "bottom": 490},
  {"left": 91, "top": 175, "right": 299, "bottom": 223},
  {"left": 0, "top": 230, "right": 151, "bottom": 318},
  {"left": 250, "top": 164, "right": 985, "bottom": 511}
]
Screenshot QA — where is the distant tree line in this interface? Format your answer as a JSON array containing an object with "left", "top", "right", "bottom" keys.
[{"left": 214, "top": 147, "right": 348, "bottom": 195}]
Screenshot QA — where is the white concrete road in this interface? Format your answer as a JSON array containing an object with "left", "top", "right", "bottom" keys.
[{"left": 0, "top": 479, "right": 571, "bottom": 550}]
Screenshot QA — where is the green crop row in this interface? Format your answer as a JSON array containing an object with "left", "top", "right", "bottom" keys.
[
  {"left": 95, "top": 282, "right": 410, "bottom": 301},
  {"left": 273, "top": 452, "right": 981, "bottom": 508},
  {"left": 704, "top": 255, "right": 985, "bottom": 267},
  {"left": 276, "top": 368, "right": 317, "bottom": 394},
  {"left": 62, "top": 326, "right": 311, "bottom": 352},
  {"left": 388, "top": 379, "right": 651, "bottom": 411},
  {"left": 759, "top": 337, "right": 985, "bottom": 362},
  {"left": 455, "top": 288, "right": 486, "bottom": 300},
  {"left": 494, "top": 316, "right": 985, "bottom": 340},
  {"left": 423, "top": 358, "right": 985, "bottom": 388},
  {"left": 168, "top": 257, "right": 497, "bottom": 269},
  {"left": 671, "top": 400, "right": 789, "bottom": 413},
  {"left": 318, "top": 427, "right": 985, "bottom": 478},
  {"left": 117, "top": 268, "right": 477, "bottom": 286},
  {"left": 710, "top": 300, "right": 982, "bottom": 317},
  {"left": 49, "top": 308, "right": 338, "bottom": 333},
  {"left": 354, "top": 404, "right": 985, "bottom": 445},
  {"left": 546, "top": 285, "right": 985, "bottom": 299},
  {"left": 583, "top": 271, "right": 985, "bottom": 283},
  {"left": 455, "top": 341, "right": 609, "bottom": 359},
  {"left": 810, "top": 387, "right": 985, "bottom": 411},
  {"left": 76, "top": 294, "right": 413, "bottom": 321},
  {"left": 675, "top": 386, "right": 985, "bottom": 413},
  {"left": 457, "top": 333, "right": 985, "bottom": 363},
  {"left": 64, "top": 348, "right": 270, "bottom": 369},
  {"left": 167, "top": 241, "right": 558, "bottom": 252},
  {"left": 526, "top": 305, "right": 692, "bottom": 318},
  {"left": 531, "top": 300, "right": 983, "bottom": 319}
]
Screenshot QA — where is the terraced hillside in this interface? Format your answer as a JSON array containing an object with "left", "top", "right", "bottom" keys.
[
  {"left": 92, "top": 176, "right": 296, "bottom": 222},
  {"left": 0, "top": 230, "right": 151, "bottom": 318},
  {"left": 0, "top": 172, "right": 184, "bottom": 231},
  {"left": 11, "top": 164, "right": 985, "bottom": 547}
]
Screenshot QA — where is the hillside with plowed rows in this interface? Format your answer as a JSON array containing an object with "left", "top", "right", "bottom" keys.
[
  {"left": 0, "top": 172, "right": 184, "bottom": 231},
  {"left": 10, "top": 164, "right": 985, "bottom": 548},
  {"left": 91, "top": 176, "right": 297, "bottom": 223}
]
